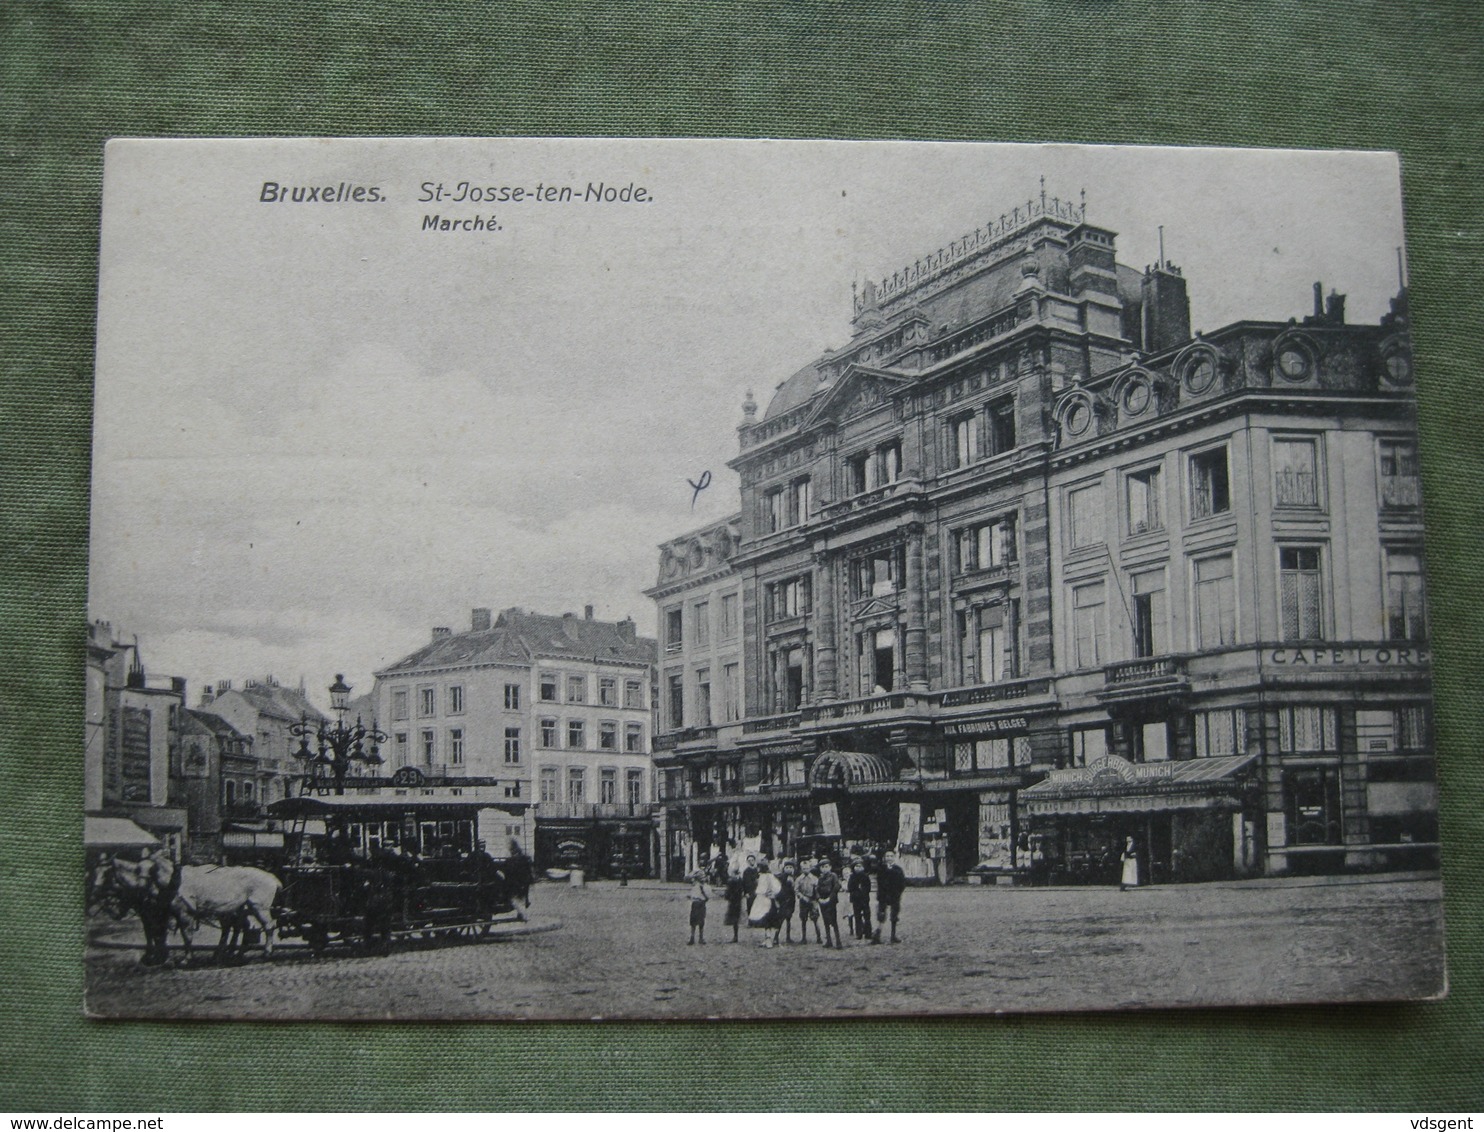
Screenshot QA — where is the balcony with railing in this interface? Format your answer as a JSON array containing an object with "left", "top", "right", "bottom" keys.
[
  {"left": 741, "top": 712, "right": 801, "bottom": 735},
  {"left": 798, "top": 691, "right": 934, "bottom": 725},
  {"left": 220, "top": 800, "right": 262, "bottom": 821},
  {"left": 534, "top": 801, "right": 655, "bottom": 821},
  {"left": 1098, "top": 656, "right": 1190, "bottom": 703},
  {"left": 940, "top": 675, "right": 1052, "bottom": 708}
]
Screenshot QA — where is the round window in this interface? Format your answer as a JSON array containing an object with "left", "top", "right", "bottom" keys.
[
  {"left": 1383, "top": 350, "right": 1413, "bottom": 387},
  {"left": 1065, "top": 402, "right": 1090, "bottom": 436},
  {"left": 1276, "top": 344, "right": 1312, "bottom": 382},
  {"left": 1123, "top": 381, "right": 1151, "bottom": 415},
  {"left": 1184, "top": 354, "right": 1216, "bottom": 394}
]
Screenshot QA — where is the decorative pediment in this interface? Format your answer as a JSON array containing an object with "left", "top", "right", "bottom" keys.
[{"left": 801, "top": 364, "right": 913, "bottom": 430}]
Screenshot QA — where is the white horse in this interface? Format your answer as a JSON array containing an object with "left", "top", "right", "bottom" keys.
[{"left": 171, "top": 864, "right": 281, "bottom": 961}]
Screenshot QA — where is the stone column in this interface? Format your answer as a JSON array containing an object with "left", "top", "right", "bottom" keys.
[
  {"left": 905, "top": 525, "right": 928, "bottom": 692},
  {"left": 813, "top": 552, "right": 838, "bottom": 702}
]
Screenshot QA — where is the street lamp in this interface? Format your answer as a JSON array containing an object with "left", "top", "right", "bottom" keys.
[{"left": 291, "top": 674, "right": 387, "bottom": 795}]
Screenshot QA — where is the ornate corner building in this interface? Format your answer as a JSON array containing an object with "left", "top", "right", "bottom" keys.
[{"left": 651, "top": 189, "right": 1434, "bottom": 886}]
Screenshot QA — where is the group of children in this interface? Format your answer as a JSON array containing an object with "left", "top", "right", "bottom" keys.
[{"left": 686, "top": 850, "right": 906, "bottom": 949}]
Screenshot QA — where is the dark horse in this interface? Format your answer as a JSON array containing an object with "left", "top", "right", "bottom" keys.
[{"left": 90, "top": 854, "right": 181, "bottom": 966}]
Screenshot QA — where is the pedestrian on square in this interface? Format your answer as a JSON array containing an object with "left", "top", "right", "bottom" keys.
[
  {"left": 772, "top": 861, "right": 797, "bottom": 946},
  {"left": 815, "top": 859, "right": 843, "bottom": 950},
  {"left": 687, "top": 869, "right": 711, "bottom": 945},
  {"left": 847, "top": 858, "right": 872, "bottom": 940},
  {"left": 794, "top": 860, "right": 820, "bottom": 944},
  {"left": 1120, "top": 836, "right": 1140, "bottom": 891},
  {"left": 723, "top": 867, "right": 745, "bottom": 942},
  {"left": 742, "top": 854, "right": 759, "bottom": 916},
  {"left": 750, "top": 861, "right": 781, "bottom": 946},
  {"left": 872, "top": 850, "right": 906, "bottom": 944}
]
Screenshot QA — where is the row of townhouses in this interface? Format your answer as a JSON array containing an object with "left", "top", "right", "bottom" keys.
[{"left": 647, "top": 190, "right": 1434, "bottom": 887}]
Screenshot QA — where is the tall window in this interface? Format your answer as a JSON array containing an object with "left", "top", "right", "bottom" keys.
[
  {"left": 1126, "top": 466, "right": 1162, "bottom": 535},
  {"left": 768, "top": 575, "right": 811, "bottom": 620},
  {"left": 1069, "top": 483, "right": 1104, "bottom": 549},
  {"left": 1278, "top": 706, "right": 1339, "bottom": 753},
  {"left": 1385, "top": 550, "right": 1426, "bottom": 640},
  {"left": 421, "top": 729, "right": 435, "bottom": 764},
  {"left": 764, "top": 487, "right": 786, "bottom": 533},
  {"left": 695, "top": 669, "right": 712, "bottom": 727},
  {"left": 598, "top": 677, "right": 617, "bottom": 706},
  {"left": 764, "top": 478, "right": 810, "bottom": 530},
  {"left": 957, "top": 515, "right": 1017, "bottom": 573},
  {"left": 788, "top": 477, "right": 810, "bottom": 526},
  {"left": 623, "top": 678, "right": 643, "bottom": 709},
  {"left": 720, "top": 593, "right": 739, "bottom": 639},
  {"left": 1273, "top": 438, "right": 1320, "bottom": 507},
  {"left": 692, "top": 601, "right": 710, "bottom": 647},
  {"left": 600, "top": 768, "right": 618, "bottom": 805},
  {"left": 503, "top": 726, "right": 521, "bottom": 764},
  {"left": 567, "top": 720, "right": 585, "bottom": 749},
  {"left": 1379, "top": 438, "right": 1420, "bottom": 509},
  {"left": 1279, "top": 547, "right": 1324, "bottom": 640},
  {"left": 987, "top": 399, "right": 1016, "bottom": 457},
  {"left": 448, "top": 685, "right": 465, "bottom": 714},
  {"left": 392, "top": 689, "right": 409, "bottom": 720},
  {"left": 667, "top": 672, "right": 684, "bottom": 729},
  {"left": 959, "top": 604, "right": 1013, "bottom": 684},
  {"left": 848, "top": 439, "right": 903, "bottom": 493},
  {"left": 539, "top": 766, "right": 559, "bottom": 803},
  {"left": 775, "top": 645, "right": 807, "bottom": 710},
  {"left": 1284, "top": 768, "right": 1342, "bottom": 845},
  {"left": 664, "top": 607, "right": 683, "bottom": 652},
  {"left": 503, "top": 683, "right": 521, "bottom": 710},
  {"left": 1131, "top": 569, "right": 1167, "bottom": 658},
  {"left": 950, "top": 412, "right": 979, "bottom": 469},
  {"left": 1072, "top": 582, "right": 1105, "bottom": 668},
  {"left": 539, "top": 717, "right": 558, "bottom": 748},
  {"left": 1194, "top": 554, "right": 1236, "bottom": 649},
  {"left": 450, "top": 728, "right": 465, "bottom": 765},
  {"left": 566, "top": 675, "right": 586, "bottom": 703},
  {"left": 851, "top": 548, "right": 903, "bottom": 598},
  {"left": 722, "top": 663, "right": 741, "bottom": 722},
  {"left": 626, "top": 768, "right": 644, "bottom": 807},
  {"left": 625, "top": 722, "right": 644, "bottom": 753},
  {"left": 1193, "top": 709, "right": 1246, "bottom": 758},
  {"left": 419, "top": 687, "right": 436, "bottom": 717},
  {"left": 860, "top": 628, "right": 896, "bottom": 693},
  {"left": 539, "top": 672, "right": 558, "bottom": 701},
  {"left": 1189, "top": 447, "right": 1231, "bottom": 520},
  {"left": 599, "top": 721, "right": 618, "bottom": 750},
  {"left": 1068, "top": 727, "right": 1108, "bottom": 768},
  {"left": 567, "top": 767, "right": 585, "bottom": 806},
  {"left": 395, "top": 731, "right": 408, "bottom": 762}
]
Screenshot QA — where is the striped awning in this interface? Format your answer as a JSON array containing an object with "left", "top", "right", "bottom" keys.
[
  {"left": 1021, "top": 753, "right": 1257, "bottom": 815},
  {"left": 809, "top": 750, "right": 897, "bottom": 788}
]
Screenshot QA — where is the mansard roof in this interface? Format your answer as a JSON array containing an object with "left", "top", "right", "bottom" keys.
[{"left": 381, "top": 607, "right": 656, "bottom": 675}]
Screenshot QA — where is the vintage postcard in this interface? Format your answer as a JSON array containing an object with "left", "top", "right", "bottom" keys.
[{"left": 85, "top": 138, "right": 1444, "bottom": 1018}]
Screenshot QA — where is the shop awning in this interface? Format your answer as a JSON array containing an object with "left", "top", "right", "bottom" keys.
[
  {"left": 221, "top": 830, "right": 285, "bottom": 851},
  {"left": 808, "top": 750, "right": 897, "bottom": 788},
  {"left": 1021, "top": 753, "right": 1258, "bottom": 816},
  {"left": 84, "top": 816, "right": 160, "bottom": 851}
]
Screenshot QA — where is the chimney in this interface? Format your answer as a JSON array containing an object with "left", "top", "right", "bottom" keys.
[
  {"left": 584, "top": 604, "right": 595, "bottom": 620},
  {"left": 617, "top": 617, "right": 637, "bottom": 644},
  {"left": 1326, "top": 289, "right": 1346, "bottom": 324},
  {"left": 1140, "top": 262, "right": 1190, "bottom": 355},
  {"left": 171, "top": 676, "right": 187, "bottom": 696},
  {"left": 200, "top": 684, "right": 215, "bottom": 706},
  {"left": 218, "top": 678, "right": 232, "bottom": 693},
  {"left": 471, "top": 607, "right": 492, "bottom": 632},
  {"left": 1313, "top": 281, "right": 1324, "bottom": 321},
  {"left": 432, "top": 626, "right": 452, "bottom": 639}
]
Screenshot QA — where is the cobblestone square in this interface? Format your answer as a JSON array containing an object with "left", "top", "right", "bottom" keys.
[{"left": 85, "top": 873, "right": 1445, "bottom": 1020}]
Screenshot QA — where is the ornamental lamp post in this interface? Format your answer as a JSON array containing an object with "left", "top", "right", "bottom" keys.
[{"left": 291, "top": 673, "right": 388, "bottom": 795}]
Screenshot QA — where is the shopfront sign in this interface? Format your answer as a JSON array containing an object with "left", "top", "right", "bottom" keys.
[
  {"left": 1268, "top": 645, "right": 1429, "bottom": 667},
  {"left": 818, "top": 801, "right": 841, "bottom": 837},
  {"left": 942, "top": 715, "right": 1028, "bottom": 738},
  {"left": 896, "top": 801, "right": 921, "bottom": 850}
]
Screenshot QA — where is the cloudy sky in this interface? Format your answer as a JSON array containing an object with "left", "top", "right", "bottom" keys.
[{"left": 88, "top": 139, "right": 1407, "bottom": 707}]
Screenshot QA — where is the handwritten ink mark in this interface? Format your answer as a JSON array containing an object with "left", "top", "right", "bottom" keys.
[{"left": 687, "top": 470, "right": 712, "bottom": 510}]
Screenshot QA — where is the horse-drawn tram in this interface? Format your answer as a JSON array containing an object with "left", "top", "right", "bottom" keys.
[{"left": 266, "top": 794, "right": 533, "bottom": 955}]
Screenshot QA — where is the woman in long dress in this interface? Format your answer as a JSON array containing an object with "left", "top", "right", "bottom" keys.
[
  {"left": 723, "top": 867, "right": 744, "bottom": 942},
  {"left": 749, "top": 860, "right": 782, "bottom": 946},
  {"left": 1119, "top": 836, "right": 1140, "bottom": 891}
]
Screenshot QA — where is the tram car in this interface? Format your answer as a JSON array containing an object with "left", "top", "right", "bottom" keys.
[{"left": 265, "top": 795, "right": 531, "bottom": 953}]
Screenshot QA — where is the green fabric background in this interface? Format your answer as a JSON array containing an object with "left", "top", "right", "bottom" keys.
[{"left": 2, "top": 0, "right": 1481, "bottom": 1112}]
